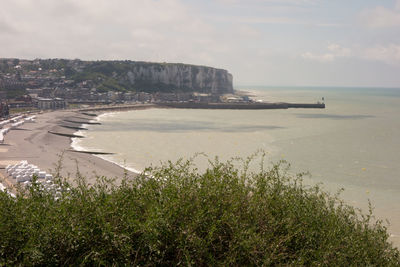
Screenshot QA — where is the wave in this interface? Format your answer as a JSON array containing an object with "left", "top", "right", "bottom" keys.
[
  {"left": 94, "top": 112, "right": 117, "bottom": 123},
  {"left": 70, "top": 130, "right": 89, "bottom": 151},
  {"left": 94, "top": 154, "right": 142, "bottom": 175},
  {"left": 0, "top": 182, "right": 5, "bottom": 191},
  {"left": 71, "top": 111, "right": 142, "bottom": 175}
]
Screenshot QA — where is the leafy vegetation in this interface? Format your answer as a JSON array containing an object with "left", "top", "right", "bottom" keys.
[{"left": 0, "top": 157, "right": 399, "bottom": 265}]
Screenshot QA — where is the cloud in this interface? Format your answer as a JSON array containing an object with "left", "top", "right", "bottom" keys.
[
  {"left": 236, "top": 25, "right": 261, "bottom": 37},
  {"left": 361, "top": 44, "right": 400, "bottom": 65},
  {"left": 213, "top": 15, "right": 343, "bottom": 28},
  {"left": 0, "top": 18, "right": 17, "bottom": 34},
  {"left": 359, "top": 0, "right": 400, "bottom": 28},
  {"left": 1, "top": 0, "right": 400, "bottom": 87},
  {"left": 302, "top": 43, "right": 400, "bottom": 65},
  {"left": 229, "top": 16, "right": 306, "bottom": 25},
  {"left": 216, "top": 0, "right": 239, "bottom": 4},
  {"left": 301, "top": 52, "right": 335, "bottom": 62},
  {"left": 0, "top": 0, "right": 225, "bottom": 65},
  {"left": 216, "top": 0, "right": 319, "bottom": 5},
  {"left": 327, "top": 44, "right": 351, "bottom": 57},
  {"left": 302, "top": 43, "right": 351, "bottom": 62}
]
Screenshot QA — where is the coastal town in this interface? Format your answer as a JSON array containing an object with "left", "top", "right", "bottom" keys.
[
  {"left": 0, "top": 58, "right": 238, "bottom": 194},
  {"left": 0, "top": 58, "right": 245, "bottom": 113},
  {"left": 0, "top": 58, "right": 325, "bottom": 117}
]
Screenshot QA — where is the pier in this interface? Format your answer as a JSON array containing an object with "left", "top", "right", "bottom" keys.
[
  {"left": 157, "top": 102, "right": 325, "bottom": 110},
  {"left": 76, "top": 102, "right": 325, "bottom": 113}
]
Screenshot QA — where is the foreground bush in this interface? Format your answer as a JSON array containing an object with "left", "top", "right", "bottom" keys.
[{"left": 0, "top": 158, "right": 399, "bottom": 266}]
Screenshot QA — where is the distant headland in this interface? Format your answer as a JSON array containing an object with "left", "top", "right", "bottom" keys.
[{"left": 0, "top": 58, "right": 233, "bottom": 99}]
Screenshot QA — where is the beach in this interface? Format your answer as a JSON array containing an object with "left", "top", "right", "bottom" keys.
[{"left": 0, "top": 109, "right": 136, "bottom": 192}]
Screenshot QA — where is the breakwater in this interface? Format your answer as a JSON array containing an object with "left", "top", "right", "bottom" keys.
[
  {"left": 76, "top": 102, "right": 324, "bottom": 113},
  {"left": 158, "top": 102, "right": 325, "bottom": 109}
]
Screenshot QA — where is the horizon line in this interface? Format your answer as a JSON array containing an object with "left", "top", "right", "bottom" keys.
[{"left": 234, "top": 85, "right": 400, "bottom": 90}]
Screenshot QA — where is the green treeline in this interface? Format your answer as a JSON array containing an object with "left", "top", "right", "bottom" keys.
[{"left": 0, "top": 158, "right": 399, "bottom": 265}]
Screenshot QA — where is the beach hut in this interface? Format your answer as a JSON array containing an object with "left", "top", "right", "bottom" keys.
[
  {"left": 10, "top": 116, "right": 23, "bottom": 123},
  {"left": 24, "top": 116, "right": 36, "bottom": 123},
  {"left": 16, "top": 175, "right": 30, "bottom": 183},
  {"left": 11, "top": 121, "right": 24, "bottom": 129},
  {"left": 0, "top": 120, "right": 9, "bottom": 128}
]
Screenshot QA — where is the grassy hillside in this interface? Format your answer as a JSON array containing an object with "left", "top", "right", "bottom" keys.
[{"left": 0, "top": 157, "right": 399, "bottom": 265}]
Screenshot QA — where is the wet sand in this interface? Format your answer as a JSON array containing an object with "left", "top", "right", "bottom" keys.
[{"left": 0, "top": 110, "right": 135, "bottom": 192}]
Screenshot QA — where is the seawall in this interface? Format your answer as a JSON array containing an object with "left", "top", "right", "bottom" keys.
[
  {"left": 77, "top": 102, "right": 325, "bottom": 113},
  {"left": 157, "top": 102, "right": 325, "bottom": 109}
]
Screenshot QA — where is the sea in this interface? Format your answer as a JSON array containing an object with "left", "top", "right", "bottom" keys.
[{"left": 72, "top": 86, "right": 400, "bottom": 245}]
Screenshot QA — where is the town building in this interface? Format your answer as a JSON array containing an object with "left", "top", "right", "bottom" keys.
[{"left": 36, "top": 97, "right": 67, "bottom": 110}]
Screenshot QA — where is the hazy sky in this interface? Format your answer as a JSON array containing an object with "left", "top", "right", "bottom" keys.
[{"left": 1, "top": 0, "right": 400, "bottom": 87}]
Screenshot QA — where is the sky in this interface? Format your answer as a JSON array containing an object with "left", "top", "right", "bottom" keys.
[{"left": 1, "top": 0, "right": 400, "bottom": 87}]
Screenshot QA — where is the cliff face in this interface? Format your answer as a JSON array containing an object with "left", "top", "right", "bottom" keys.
[
  {"left": 123, "top": 63, "right": 233, "bottom": 94},
  {"left": 0, "top": 58, "right": 234, "bottom": 95}
]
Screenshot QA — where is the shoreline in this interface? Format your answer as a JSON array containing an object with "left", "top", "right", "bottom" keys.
[
  {"left": 0, "top": 109, "right": 140, "bottom": 193},
  {"left": 70, "top": 109, "right": 145, "bottom": 175}
]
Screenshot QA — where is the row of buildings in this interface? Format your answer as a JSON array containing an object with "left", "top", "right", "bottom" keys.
[
  {"left": 3, "top": 97, "right": 66, "bottom": 110},
  {"left": 0, "top": 58, "right": 246, "bottom": 112}
]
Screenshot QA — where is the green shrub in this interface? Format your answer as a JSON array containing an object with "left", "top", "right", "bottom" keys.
[{"left": 0, "top": 157, "right": 399, "bottom": 266}]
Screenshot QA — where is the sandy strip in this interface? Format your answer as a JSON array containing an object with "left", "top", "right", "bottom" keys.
[{"left": 0, "top": 110, "right": 136, "bottom": 191}]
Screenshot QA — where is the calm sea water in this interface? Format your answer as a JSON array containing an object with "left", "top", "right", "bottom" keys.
[{"left": 72, "top": 86, "right": 400, "bottom": 244}]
